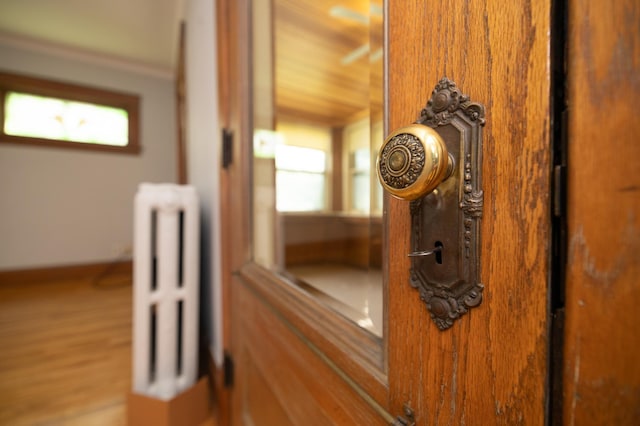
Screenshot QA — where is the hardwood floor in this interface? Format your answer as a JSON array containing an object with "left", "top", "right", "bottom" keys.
[
  {"left": 0, "top": 273, "right": 133, "bottom": 425},
  {"left": 0, "top": 271, "right": 217, "bottom": 426}
]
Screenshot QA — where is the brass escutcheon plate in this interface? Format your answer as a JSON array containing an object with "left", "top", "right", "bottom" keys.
[{"left": 408, "top": 77, "right": 486, "bottom": 330}]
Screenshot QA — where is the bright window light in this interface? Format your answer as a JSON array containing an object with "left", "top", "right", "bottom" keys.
[
  {"left": 275, "top": 145, "right": 326, "bottom": 172},
  {"left": 275, "top": 145, "right": 327, "bottom": 212},
  {"left": 4, "top": 92, "right": 129, "bottom": 146},
  {"left": 351, "top": 148, "right": 371, "bottom": 213}
]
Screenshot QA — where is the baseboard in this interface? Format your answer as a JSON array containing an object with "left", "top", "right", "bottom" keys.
[{"left": 0, "top": 259, "right": 133, "bottom": 285}]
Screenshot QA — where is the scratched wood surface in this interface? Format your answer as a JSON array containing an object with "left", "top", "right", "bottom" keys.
[
  {"left": 387, "top": 1, "right": 552, "bottom": 424},
  {"left": 563, "top": 0, "right": 640, "bottom": 424}
]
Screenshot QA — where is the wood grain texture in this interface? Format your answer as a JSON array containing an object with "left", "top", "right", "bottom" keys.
[
  {"left": 215, "top": 0, "right": 244, "bottom": 422},
  {"left": 232, "top": 275, "right": 389, "bottom": 425},
  {"left": 176, "top": 21, "right": 188, "bottom": 184},
  {"left": 0, "top": 276, "right": 132, "bottom": 425},
  {"left": 281, "top": 214, "right": 383, "bottom": 268},
  {"left": 284, "top": 237, "right": 381, "bottom": 268},
  {"left": 0, "top": 274, "right": 218, "bottom": 426},
  {"left": 387, "top": 1, "right": 552, "bottom": 424},
  {"left": 563, "top": 0, "right": 640, "bottom": 424},
  {"left": 274, "top": 0, "right": 376, "bottom": 126},
  {"left": 238, "top": 264, "right": 388, "bottom": 407}
]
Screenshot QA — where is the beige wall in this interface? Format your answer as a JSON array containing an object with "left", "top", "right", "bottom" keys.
[{"left": 0, "top": 43, "right": 177, "bottom": 270}]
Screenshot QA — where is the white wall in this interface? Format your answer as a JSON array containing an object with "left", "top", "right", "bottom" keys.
[
  {"left": 184, "top": 0, "right": 223, "bottom": 366},
  {"left": 0, "top": 43, "right": 177, "bottom": 270}
]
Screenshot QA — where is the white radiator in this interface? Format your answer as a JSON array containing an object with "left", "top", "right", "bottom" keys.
[{"left": 132, "top": 183, "right": 199, "bottom": 400}]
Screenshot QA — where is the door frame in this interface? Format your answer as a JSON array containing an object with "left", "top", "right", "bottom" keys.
[{"left": 214, "top": 0, "right": 640, "bottom": 424}]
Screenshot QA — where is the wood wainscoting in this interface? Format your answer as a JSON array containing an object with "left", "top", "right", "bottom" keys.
[{"left": 281, "top": 213, "right": 382, "bottom": 268}]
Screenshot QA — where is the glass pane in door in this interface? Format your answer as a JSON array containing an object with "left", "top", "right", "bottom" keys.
[{"left": 252, "top": 0, "right": 384, "bottom": 337}]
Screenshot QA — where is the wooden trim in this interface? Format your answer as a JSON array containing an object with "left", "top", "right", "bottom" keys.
[
  {"left": 331, "top": 126, "right": 343, "bottom": 211},
  {"left": 0, "top": 134, "right": 140, "bottom": 154},
  {"left": 216, "top": 0, "right": 251, "bottom": 422},
  {"left": 220, "top": 0, "right": 391, "bottom": 415},
  {"left": 238, "top": 263, "right": 388, "bottom": 407},
  {"left": 0, "top": 71, "right": 141, "bottom": 155},
  {"left": 176, "top": 21, "right": 188, "bottom": 184},
  {"left": 0, "top": 260, "right": 132, "bottom": 285}
]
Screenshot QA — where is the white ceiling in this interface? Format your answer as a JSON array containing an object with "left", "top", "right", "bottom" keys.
[{"left": 0, "top": 0, "right": 185, "bottom": 76}]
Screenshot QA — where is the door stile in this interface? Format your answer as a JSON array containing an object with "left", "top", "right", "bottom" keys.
[{"left": 387, "top": 1, "right": 553, "bottom": 424}]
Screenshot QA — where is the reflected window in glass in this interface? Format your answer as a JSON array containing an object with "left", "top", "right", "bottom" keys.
[{"left": 251, "top": 0, "right": 385, "bottom": 338}]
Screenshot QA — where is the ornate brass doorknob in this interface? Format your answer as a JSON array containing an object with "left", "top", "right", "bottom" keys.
[{"left": 376, "top": 124, "right": 452, "bottom": 200}]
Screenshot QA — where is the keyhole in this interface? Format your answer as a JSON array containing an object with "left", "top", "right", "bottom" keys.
[{"left": 435, "top": 241, "right": 444, "bottom": 264}]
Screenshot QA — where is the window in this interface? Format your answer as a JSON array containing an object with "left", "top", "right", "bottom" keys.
[
  {"left": 342, "top": 117, "right": 384, "bottom": 214},
  {"left": 0, "top": 71, "right": 140, "bottom": 154},
  {"left": 274, "top": 122, "right": 332, "bottom": 212},
  {"left": 276, "top": 144, "right": 327, "bottom": 211},
  {"left": 350, "top": 147, "right": 372, "bottom": 212}
]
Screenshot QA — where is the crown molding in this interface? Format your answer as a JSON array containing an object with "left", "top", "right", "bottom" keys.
[{"left": 0, "top": 31, "right": 175, "bottom": 81}]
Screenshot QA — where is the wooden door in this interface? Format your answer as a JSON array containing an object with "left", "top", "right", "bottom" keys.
[
  {"left": 216, "top": 0, "right": 639, "bottom": 424},
  {"left": 387, "top": 1, "right": 552, "bottom": 423}
]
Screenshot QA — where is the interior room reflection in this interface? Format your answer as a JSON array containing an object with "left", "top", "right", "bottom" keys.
[{"left": 252, "top": 0, "right": 384, "bottom": 336}]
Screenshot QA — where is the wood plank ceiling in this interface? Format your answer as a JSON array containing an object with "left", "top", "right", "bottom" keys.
[{"left": 274, "top": 0, "right": 383, "bottom": 127}]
